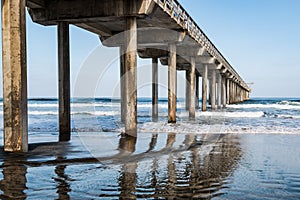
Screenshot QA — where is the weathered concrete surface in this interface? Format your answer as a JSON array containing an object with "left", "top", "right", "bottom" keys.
[
  {"left": 58, "top": 22, "right": 71, "bottom": 142},
  {"left": 2, "top": 0, "right": 28, "bottom": 152},
  {"left": 168, "top": 44, "right": 177, "bottom": 123},
  {"left": 124, "top": 17, "right": 137, "bottom": 136}
]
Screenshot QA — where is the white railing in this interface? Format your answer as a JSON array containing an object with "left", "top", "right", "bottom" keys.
[{"left": 154, "top": 0, "right": 250, "bottom": 91}]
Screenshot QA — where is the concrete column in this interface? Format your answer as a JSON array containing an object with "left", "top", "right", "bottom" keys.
[
  {"left": 232, "top": 82, "right": 236, "bottom": 104},
  {"left": 185, "top": 70, "right": 190, "bottom": 111},
  {"left": 210, "top": 71, "right": 216, "bottom": 110},
  {"left": 152, "top": 58, "right": 158, "bottom": 121},
  {"left": 202, "top": 65, "right": 208, "bottom": 111},
  {"left": 58, "top": 22, "right": 71, "bottom": 142},
  {"left": 125, "top": 17, "right": 137, "bottom": 136},
  {"left": 168, "top": 43, "right": 177, "bottom": 123},
  {"left": 222, "top": 77, "right": 226, "bottom": 108},
  {"left": 2, "top": 0, "right": 28, "bottom": 152},
  {"left": 188, "top": 57, "right": 196, "bottom": 119},
  {"left": 226, "top": 79, "right": 230, "bottom": 104},
  {"left": 195, "top": 75, "right": 199, "bottom": 109},
  {"left": 120, "top": 46, "right": 126, "bottom": 123},
  {"left": 217, "top": 73, "right": 222, "bottom": 109}
]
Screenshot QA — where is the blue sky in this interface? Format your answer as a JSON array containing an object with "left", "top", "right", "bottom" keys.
[{"left": 0, "top": 0, "right": 299, "bottom": 98}]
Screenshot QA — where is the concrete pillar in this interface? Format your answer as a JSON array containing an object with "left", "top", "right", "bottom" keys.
[
  {"left": 58, "top": 22, "right": 71, "bottom": 142},
  {"left": 222, "top": 77, "right": 226, "bottom": 108},
  {"left": 124, "top": 17, "right": 137, "bottom": 136},
  {"left": 185, "top": 70, "right": 190, "bottom": 111},
  {"left": 217, "top": 73, "right": 222, "bottom": 109},
  {"left": 232, "top": 82, "right": 236, "bottom": 104},
  {"left": 168, "top": 43, "right": 177, "bottom": 123},
  {"left": 195, "top": 75, "right": 199, "bottom": 109},
  {"left": 188, "top": 57, "right": 196, "bottom": 119},
  {"left": 2, "top": 0, "right": 28, "bottom": 152},
  {"left": 210, "top": 71, "right": 216, "bottom": 110},
  {"left": 226, "top": 79, "right": 230, "bottom": 104},
  {"left": 152, "top": 58, "right": 158, "bottom": 121},
  {"left": 202, "top": 65, "right": 208, "bottom": 111},
  {"left": 120, "top": 46, "right": 126, "bottom": 123}
]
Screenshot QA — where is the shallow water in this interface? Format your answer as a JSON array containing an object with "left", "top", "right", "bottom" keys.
[{"left": 0, "top": 133, "right": 299, "bottom": 199}]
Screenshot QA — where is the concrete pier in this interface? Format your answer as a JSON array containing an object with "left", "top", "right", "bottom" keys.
[
  {"left": 226, "top": 79, "right": 230, "bottom": 105},
  {"left": 188, "top": 57, "right": 196, "bottom": 119},
  {"left": 58, "top": 22, "right": 71, "bottom": 142},
  {"left": 120, "top": 46, "right": 126, "bottom": 123},
  {"left": 124, "top": 17, "right": 137, "bottom": 136},
  {"left": 1, "top": 0, "right": 252, "bottom": 152},
  {"left": 217, "top": 73, "right": 222, "bottom": 109},
  {"left": 185, "top": 70, "right": 190, "bottom": 111},
  {"left": 195, "top": 75, "right": 200, "bottom": 109},
  {"left": 2, "top": 0, "right": 28, "bottom": 152},
  {"left": 210, "top": 71, "right": 216, "bottom": 110},
  {"left": 202, "top": 65, "right": 208, "bottom": 111},
  {"left": 222, "top": 77, "right": 227, "bottom": 108},
  {"left": 152, "top": 58, "right": 158, "bottom": 121},
  {"left": 168, "top": 44, "right": 177, "bottom": 123}
]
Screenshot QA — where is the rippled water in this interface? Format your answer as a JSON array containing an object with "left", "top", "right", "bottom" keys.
[{"left": 0, "top": 133, "right": 299, "bottom": 199}]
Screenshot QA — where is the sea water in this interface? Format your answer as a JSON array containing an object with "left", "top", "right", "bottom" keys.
[{"left": 0, "top": 98, "right": 299, "bottom": 199}]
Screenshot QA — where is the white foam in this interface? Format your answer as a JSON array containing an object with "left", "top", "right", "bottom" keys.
[
  {"left": 228, "top": 103, "right": 300, "bottom": 110},
  {"left": 197, "top": 111, "right": 264, "bottom": 118},
  {"left": 139, "top": 122, "right": 300, "bottom": 134}
]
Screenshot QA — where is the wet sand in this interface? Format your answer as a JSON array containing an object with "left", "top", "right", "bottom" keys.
[{"left": 0, "top": 132, "right": 299, "bottom": 199}]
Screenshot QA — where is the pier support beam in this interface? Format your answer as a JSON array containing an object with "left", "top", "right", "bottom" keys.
[
  {"left": 202, "top": 65, "right": 208, "bottom": 111},
  {"left": 2, "top": 0, "right": 28, "bottom": 152},
  {"left": 195, "top": 75, "right": 199, "bottom": 109},
  {"left": 226, "top": 79, "right": 230, "bottom": 104},
  {"left": 210, "top": 71, "right": 216, "bottom": 110},
  {"left": 124, "top": 17, "right": 137, "bottom": 136},
  {"left": 58, "top": 22, "right": 71, "bottom": 142},
  {"left": 152, "top": 58, "right": 158, "bottom": 121},
  {"left": 222, "top": 77, "right": 226, "bottom": 108},
  {"left": 188, "top": 57, "right": 196, "bottom": 119},
  {"left": 185, "top": 70, "right": 190, "bottom": 111},
  {"left": 217, "top": 73, "right": 222, "bottom": 109},
  {"left": 168, "top": 44, "right": 177, "bottom": 123},
  {"left": 120, "top": 46, "right": 126, "bottom": 123}
]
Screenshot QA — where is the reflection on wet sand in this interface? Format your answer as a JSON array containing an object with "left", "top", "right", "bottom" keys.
[
  {"left": 0, "top": 159, "right": 27, "bottom": 199},
  {"left": 0, "top": 133, "right": 242, "bottom": 199},
  {"left": 118, "top": 135, "right": 138, "bottom": 199},
  {"left": 113, "top": 133, "right": 241, "bottom": 199},
  {"left": 54, "top": 161, "right": 71, "bottom": 200}
]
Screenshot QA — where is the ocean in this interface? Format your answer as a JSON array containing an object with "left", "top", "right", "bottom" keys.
[{"left": 0, "top": 97, "right": 299, "bottom": 199}]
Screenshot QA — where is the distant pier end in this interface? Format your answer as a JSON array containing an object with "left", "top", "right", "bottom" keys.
[{"left": 1, "top": 0, "right": 251, "bottom": 152}]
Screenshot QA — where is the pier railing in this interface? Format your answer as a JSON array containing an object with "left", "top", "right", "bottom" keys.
[{"left": 154, "top": 0, "right": 250, "bottom": 91}]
